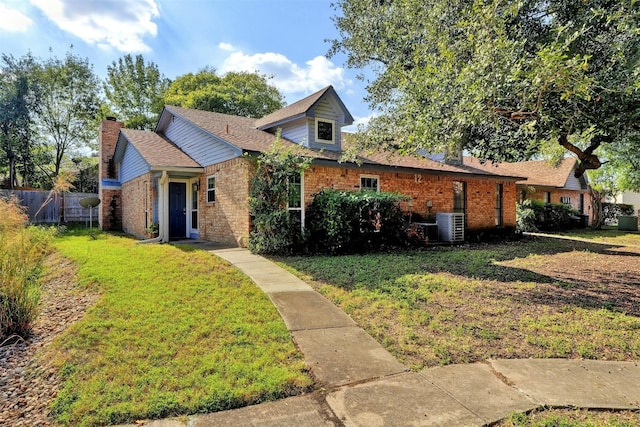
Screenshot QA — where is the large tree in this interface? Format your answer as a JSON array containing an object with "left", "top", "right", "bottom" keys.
[
  {"left": 0, "top": 53, "right": 41, "bottom": 188},
  {"left": 103, "top": 54, "right": 170, "bottom": 130},
  {"left": 36, "top": 51, "right": 101, "bottom": 179},
  {"left": 330, "top": 0, "right": 640, "bottom": 178},
  {"left": 164, "top": 68, "right": 285, "bottom": 117}
]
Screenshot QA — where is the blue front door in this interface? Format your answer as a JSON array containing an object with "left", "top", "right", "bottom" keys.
[{"left": 169, "top": 182, "right": 187, "bottom": 239}]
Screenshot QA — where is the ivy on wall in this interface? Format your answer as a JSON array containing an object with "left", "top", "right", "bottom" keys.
[{"left": 248, "top": 135, "right": 311, "bottom": 254}]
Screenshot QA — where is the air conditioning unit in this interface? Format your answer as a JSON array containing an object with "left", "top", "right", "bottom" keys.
[{"left": 436, "top": 213, "right": 465, "bottom": 242}]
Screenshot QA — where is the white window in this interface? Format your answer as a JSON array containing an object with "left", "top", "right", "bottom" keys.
[
  {"left": 206, "top": 175, "right": 216, "bottom": 203},
  {"left": 360, "top": 175, "right": 379, "bottom": 192},
  {"left": 288, "top": 173, "right": 304, "bottom": 229},
  {"left": 560, "top": 196, "right": 572, "bottom": 205},
  {"left": 315, "top": 118, "right": 335, "bottom": 144}
]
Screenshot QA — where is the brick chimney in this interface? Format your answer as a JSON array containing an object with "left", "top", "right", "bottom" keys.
[{"left": 98, "top": 118, "right": 124, "bottom": 231}]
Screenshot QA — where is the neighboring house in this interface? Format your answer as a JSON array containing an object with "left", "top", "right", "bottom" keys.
[
  {"left": 613, "top": 192, "right": 640, "bottom": 214},
  {"left": 99, "top": 86, "right": 524, "bottom": 246},
  {"left": 465, "top": 157, "right": 592, "bottom": 219}
]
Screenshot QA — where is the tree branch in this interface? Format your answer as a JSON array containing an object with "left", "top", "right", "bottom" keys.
[{"left": 558, "top": 133, "right": 612, "bottom": 178}]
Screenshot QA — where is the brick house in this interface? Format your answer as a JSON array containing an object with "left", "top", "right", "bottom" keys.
[
  {"left": 465, "top": 157, "right": 592, "bottom": 220},
  {"left": 99, "top": 86, "right": 525, "bottom": 246}
]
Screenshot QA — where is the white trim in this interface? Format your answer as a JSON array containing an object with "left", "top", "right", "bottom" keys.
[
  {"left": 287, "top": 172, "right": 305, "bottom": 230},
  {"left": 360, "top": 174, "right": 380, "bottom": 192},
  {"left": 189, "top": 178, "right": 199, "bottom": 236},
  {"left": 315, "top": 118, "right": 335, "bottom": 144},
  {"left": 206, "top": 174, "right": 216, "bottom": 204}
]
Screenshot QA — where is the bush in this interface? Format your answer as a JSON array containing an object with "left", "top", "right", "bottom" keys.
[
  {"left": 516, "top": 199, "right": 580, "bottom": 232},
  {"left": 248, "top": 137, "right": 311, "bottom": 255},
  {"left": 516, "top": 199, "right": 542, "bottom": 232},
  {"left": 306, "top": 189, "right": 409, "bottom": 254},
  {"left": 0, "top": 197, "right": 54, "bottom": 343},
  {"left": 602, "top": 203, "right": 635, "bottom": 224}
]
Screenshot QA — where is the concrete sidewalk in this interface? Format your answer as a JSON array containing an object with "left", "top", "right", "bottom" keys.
[{"left": 126, "top": 247, "right": 640, "bottom": 427}]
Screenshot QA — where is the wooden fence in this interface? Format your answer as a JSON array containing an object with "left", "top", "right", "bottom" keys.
[{"left": 0, "top": 190, "right": 99, "bottom": 224}]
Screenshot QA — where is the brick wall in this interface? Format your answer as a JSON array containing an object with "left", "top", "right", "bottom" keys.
[
  {"left": 101, "top": 189, "right": 122, "bottom": 231},
  {"left": 198, "top": 157, "right": 252, "bottom": 246},
  {"left": 121, "top": 173, "right": 154, "bottom": 239},
  {"left": 196, "top": 159, "right": 519, "bottom": 246},
  {"left": 98, "top": 119, "right": 124, "bottom": 230},
  {"left": 303, "top": 165, "right": 517, "bottom": 230}
]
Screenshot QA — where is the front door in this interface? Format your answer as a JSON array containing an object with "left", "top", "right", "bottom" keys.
[{"left": 169, "top": 182, "right": 187, "bottom": 240}]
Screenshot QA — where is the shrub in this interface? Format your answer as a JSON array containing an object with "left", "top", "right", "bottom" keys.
[
  {"left": 306, "top": 189, "right": 409, "bottom": 254},
  {"left": 602, "top": 203, "right": 635, "bottom": 224},
  {"left": 0, "top": 197, "right": 54, "bottom": 343},
  {"left": 516, "top": 199, "right": 580, "bottom": 232},
  {"left": 516, "top": 199, "right": 541, "bottom": 232}
]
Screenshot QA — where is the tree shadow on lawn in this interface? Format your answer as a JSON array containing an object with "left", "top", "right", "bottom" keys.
[
  {"left": 281, "top": 235, "right": 640, "bottom": 317},
  {"left": 429, "top": 237, "right": 640, "bottom": 317}
]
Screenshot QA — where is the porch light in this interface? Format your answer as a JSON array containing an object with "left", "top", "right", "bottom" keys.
[{"left": 193, "top": 181, "right": 200, "bottom": 191}]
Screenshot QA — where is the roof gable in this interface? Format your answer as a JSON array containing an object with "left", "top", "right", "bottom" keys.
[
  {"left": 115, "top": 128, "right": 201, "bottom": 169},
  {"left": 255, "top": 85, "right": 354, "bottom": 130}
]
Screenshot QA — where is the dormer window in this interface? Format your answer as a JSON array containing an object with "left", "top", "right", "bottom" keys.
[{"left": 315, "top": 118, "right": 335, "bottom": 144}]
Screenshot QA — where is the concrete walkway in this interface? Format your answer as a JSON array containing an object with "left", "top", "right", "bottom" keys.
[{"left": 126, "top": 247, "right": 640, "bottom": 427}]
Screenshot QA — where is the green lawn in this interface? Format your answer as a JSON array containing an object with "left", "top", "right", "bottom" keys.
[
  {"left": 276, "top": 235, "right": 640, "bottom": 369},
  {"left": 551, "top": 226, "right": 640, "bottom": 247},
  {"left": 47, "top": 231, "right": 312, "bottom": 426}
]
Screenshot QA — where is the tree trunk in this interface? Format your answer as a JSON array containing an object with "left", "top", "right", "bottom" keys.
[{"left": 590, "top": 187, "right": 604, "bottom": 230}]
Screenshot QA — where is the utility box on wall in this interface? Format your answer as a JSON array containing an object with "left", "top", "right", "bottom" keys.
[{"left": 436, "top": 213, "right": 465, "bottom": 242}]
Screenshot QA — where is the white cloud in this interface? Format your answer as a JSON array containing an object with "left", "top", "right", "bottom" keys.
[
  {"left": 219, "top": 50, "right": 350, "bottom": 96},
  {"left": 30, "top": 0, "right": 159, "bottom": 52},
  {"left": 218, "top": 42, "right": 235, "bottom": 52},
  {"left": 0, "top": 4, "right": 33, "bottom": 32}
]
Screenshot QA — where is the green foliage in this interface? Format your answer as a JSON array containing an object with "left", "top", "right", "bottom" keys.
[
  {"left": 0, "top": 53, "right": 45, "bottom": 188},
  {"left": 103, "top": 54, "right": 170, "bottom": 130},
  {"left": 331, "top": 0, "right": 640, "bottom": 176},
  {"left": 0, "top": 197, "right": 53, "bottom": 341},
  {"left": 49, "top": 232, "right": 312, "bottom": 426},
  {"left": 306, "top": 189, "right": 408, "bottom": 254},
  {"left": 248, "top": 136, "right": 311, "bottom": 254},
  {"left": 164, "top": 68, "right": 284, "bottom": 117},
  {"left": 36, "top": 50, "right": 102, "bottom": 178},
  {"left": 517, "top": 199, "right": 580, "bottom": 232},
  {"left": 516, "top": 199, "right": 543, "bottom": 232}
]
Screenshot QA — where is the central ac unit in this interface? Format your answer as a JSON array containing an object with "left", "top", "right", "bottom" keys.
[{"left": 436, "top": 213, "right": 465, "bottom": 242}]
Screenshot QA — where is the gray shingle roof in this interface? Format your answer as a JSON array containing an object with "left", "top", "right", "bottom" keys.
[
  {"left": 120, "top": 129, "right": 201, "bottom": 168},
  {"left": 254, "top": 86, "right": 333, "bottom": 129}
]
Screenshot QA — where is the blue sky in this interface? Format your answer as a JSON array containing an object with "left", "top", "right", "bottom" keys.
[{"left": 0, "top": 0, "right": 373, "bottom": 128}]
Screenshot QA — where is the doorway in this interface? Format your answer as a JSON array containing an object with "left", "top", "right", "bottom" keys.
[{"left": 169, "top": 182, "right": 187, "bottom": 239}]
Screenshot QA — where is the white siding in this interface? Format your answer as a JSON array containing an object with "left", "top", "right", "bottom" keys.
[
  {"left": 164, "top": 116, "right": 241, "bottom": 166},
  {"left": 120, "top": 144, "right": 150, "bottom": 183}
]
